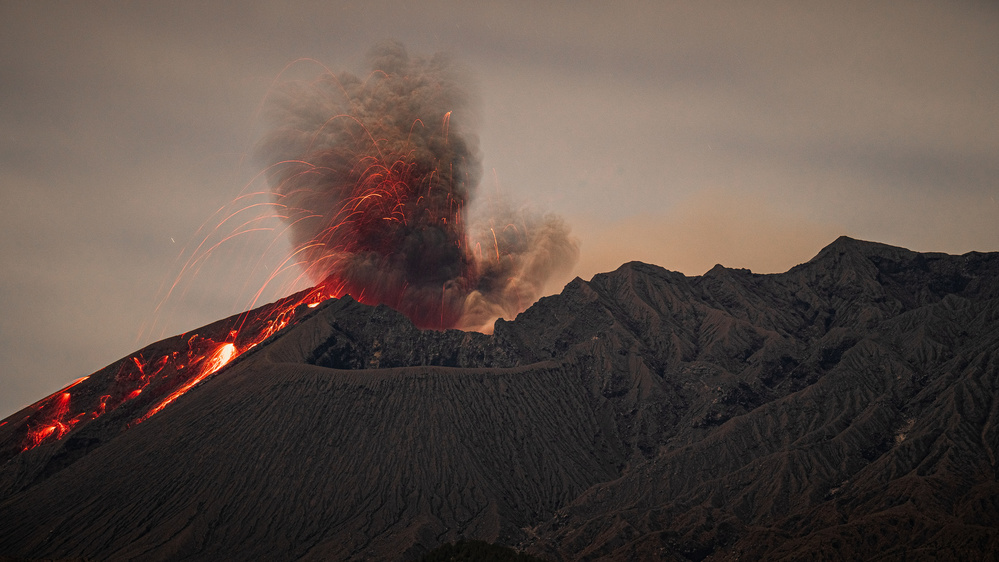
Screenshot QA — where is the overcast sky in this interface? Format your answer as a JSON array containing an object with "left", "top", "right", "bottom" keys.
[{"left": 2, "top": 1, "right": 997, "bottom": 417}]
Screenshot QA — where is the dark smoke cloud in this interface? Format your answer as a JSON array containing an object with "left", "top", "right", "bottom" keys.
[{"left": 256, "top": 42, "right": 578, "bottom": 330}]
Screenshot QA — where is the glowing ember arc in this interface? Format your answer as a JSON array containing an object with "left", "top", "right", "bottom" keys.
[{"left": 255, "top": 41, "right": 578, "bottom": 331}]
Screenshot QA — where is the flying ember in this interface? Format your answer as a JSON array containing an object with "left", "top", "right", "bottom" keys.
[{"left": 255, "top": 41, "right": 578, "bottom": 330}]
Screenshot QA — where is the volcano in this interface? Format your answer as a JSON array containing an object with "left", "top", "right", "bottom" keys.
[{"left": 1, "top": 236, "right": 998, "bottom": 560}]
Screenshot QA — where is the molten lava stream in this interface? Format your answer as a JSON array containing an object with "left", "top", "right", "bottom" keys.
[
  {"left": 23, "top": 392, "right": 78, "bottom": 451},
  {"left": 137, "top": 342, "right": 237, "bottom": 423},
  {"left": 136, "top": 285, "right": 337, "bottom": 423},
  {"left": 14, "top": 274, "right": 338, "bottom": 454}
]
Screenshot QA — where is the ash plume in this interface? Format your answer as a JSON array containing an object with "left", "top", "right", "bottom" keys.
[
  {"left": 459, "top": 202, "right": 579, "bottom": 332},
  {"left": 256, "top": 42, "right": 578, "bottom": 330}
]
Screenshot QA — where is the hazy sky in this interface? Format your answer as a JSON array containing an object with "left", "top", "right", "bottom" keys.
[{"left": 2, "top": 1, "right": 997, "bottom": 417}]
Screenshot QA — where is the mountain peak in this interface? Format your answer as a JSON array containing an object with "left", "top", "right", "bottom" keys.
[
  {"left": 810, "top": 235, "right": 913, "bottom": 262},
  {"left": 3, "top": 240, "right": 999, "bottom": 560}
]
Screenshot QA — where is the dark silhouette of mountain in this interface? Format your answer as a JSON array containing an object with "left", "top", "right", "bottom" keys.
[
  {"left": 1, "top": 236, "right": 997, "bottom": 560},
  {"left": 419, "top": 539, "right": 547, "bottom": 561}
]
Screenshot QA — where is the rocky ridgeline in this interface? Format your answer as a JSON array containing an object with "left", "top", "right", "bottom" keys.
[{"left": 1, "top": 236, "right": 997, "bottom": 560}]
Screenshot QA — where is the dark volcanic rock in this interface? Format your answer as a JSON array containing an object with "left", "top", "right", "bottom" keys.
[{"left": 1, "top": 236, "right": 998, "bottom": 561}]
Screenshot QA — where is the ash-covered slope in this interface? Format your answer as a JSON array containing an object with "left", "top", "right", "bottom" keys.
[{"left": 1, "top": 236, "right": 998, "bottom": 561}]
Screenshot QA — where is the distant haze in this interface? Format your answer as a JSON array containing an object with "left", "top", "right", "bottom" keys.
[{"left": 2, "top": 1, "right": 997, "bottom": 417}]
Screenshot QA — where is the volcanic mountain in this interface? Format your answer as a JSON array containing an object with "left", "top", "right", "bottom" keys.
[{"left": 1, "top": 236, "right": 998, "bottom": 561}]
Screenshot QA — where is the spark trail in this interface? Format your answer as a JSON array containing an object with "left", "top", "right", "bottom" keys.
[{"left": 256, "top": 41, "right": 578, "bottom": 330}]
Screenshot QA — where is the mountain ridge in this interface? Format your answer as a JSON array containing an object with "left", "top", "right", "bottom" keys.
[{"left": 1, "top": 236, "right": 997, "bottom": 560}]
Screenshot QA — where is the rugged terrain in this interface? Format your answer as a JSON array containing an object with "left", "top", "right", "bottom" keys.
[{"left": 1, "top": 236, "right": 998, "bottom": 560}]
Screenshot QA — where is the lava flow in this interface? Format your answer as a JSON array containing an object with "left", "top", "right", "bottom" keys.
[
  {"left": 22, "top": 389, "right": 84, "bottom": 450},
  {"left": 135, "top": 342, "right": 236, "bottom": 423},
  {"left": 8, "top": 283, "right": 339, "bottom": 457}
]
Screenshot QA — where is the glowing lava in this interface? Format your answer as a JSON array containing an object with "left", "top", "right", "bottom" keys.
[
  {"left": 22, "top": 389, "right": 88, "bottom": 451},
  {"left": 136, "top": 342, "right": 236, "bottom": 423},
  {"left": 15, "top": 284, "right": 338, "bottom": 454}
]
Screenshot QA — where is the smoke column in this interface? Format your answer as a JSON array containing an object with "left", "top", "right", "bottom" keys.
[{"left": 256, "top": 42, "right": 578, "bottom": 330}]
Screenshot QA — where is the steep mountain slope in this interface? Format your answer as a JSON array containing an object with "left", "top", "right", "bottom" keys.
[{"left": 1, "top": 236, "right": 997, "bottom": 560}]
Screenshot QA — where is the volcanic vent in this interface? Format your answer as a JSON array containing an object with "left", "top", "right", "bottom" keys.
[{"left": 2, "top": 237, "right": 999, "bottom": 561}]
